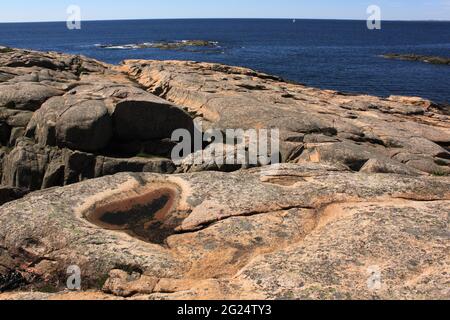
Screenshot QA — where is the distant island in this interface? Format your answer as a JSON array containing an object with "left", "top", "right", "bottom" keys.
[{"left": 382, "top": 53, "right": 450, "bottom": 66}]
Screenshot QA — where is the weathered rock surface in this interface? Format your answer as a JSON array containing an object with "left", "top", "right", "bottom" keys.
[
  {"left": 1, "top": 138, "right": 175, "bottom": 190},
  {"left": 121, "top": 60, "right": 450, "bottom": 176},
  {"left": 1, "top": 48, "right": 449, "bottom": 197},
  {"left": 0, "top": 48, "right": 190, "bottom": 193},
  {"left": 0, "top": 47, "right": 449, "bottom": 300},
  {"left": 0, "top": 83, "right": 63, "bottom": 111},
  {"left": 0, "top": 164, "right": 448, "bottom": 299}
]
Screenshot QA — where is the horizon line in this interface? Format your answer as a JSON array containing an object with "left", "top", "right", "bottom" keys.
[{"left": 1, "top": 17, "right": 450, "bottom": 24}]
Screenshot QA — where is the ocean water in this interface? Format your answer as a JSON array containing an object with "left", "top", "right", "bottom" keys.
[{"left": 0, "top": 19, "right": 449, "bottom": 103}]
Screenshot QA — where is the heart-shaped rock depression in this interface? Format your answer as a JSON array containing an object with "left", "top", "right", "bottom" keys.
[{"left": 85, "top": 185, "right": 183, "bottom": 245}]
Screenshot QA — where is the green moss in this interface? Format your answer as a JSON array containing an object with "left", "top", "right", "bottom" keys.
[
  {"left": 114, "top": 264, "right": 142, "bottom": 274},
  {"left": 76, "top": 66, "right": 89, "bottom": 76},
  {"left": 0, "top": 101, "right": 16, "bottom": 110},
  {"left": 136, "top": 152, "right": 158, "bottom": 159},
  {"left": 92, "top": 273, "right": 110, "bottom": 290},
  {"left": 38, "top": 283, "right": 60, "bottom": 293},
  {"left": 0, "top": 146, "right": 13, "bottom": 154},
  {"left": 432, "top": 170, "right": 448, "bottom": 177},
  {"left": 0, "top": 47, "right": 14, "bottom": 54}
]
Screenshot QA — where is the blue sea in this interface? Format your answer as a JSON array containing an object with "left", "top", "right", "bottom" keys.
[{"left": 0, "top": 19, "right": 449, "bottom": 103}]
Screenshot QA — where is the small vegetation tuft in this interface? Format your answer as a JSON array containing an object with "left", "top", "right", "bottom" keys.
[
  {"left": 0, "top": 47, "right": 14, "bottom": 54},
  {"left": 432, "top": 170, "right": 448, "bottom": 177}
]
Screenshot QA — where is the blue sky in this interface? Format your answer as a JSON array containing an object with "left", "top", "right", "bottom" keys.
[{"left": 1, "top": 0, "right": 449, "bottom": 22}]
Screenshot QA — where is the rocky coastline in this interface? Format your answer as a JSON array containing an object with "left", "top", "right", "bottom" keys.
[{"left": 0, "top": 47, "right": 449, "bottom": 300}]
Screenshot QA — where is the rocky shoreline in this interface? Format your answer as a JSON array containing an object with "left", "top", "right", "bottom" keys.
[{"left": 0, "top": 47, "right": 449, "bottom": 300}]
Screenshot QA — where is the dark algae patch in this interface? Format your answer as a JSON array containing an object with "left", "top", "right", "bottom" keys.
[
  {"left": 86, "top": 187, "right": 182, "bottom": 245},
  {"left": 0, "top": 271, "right": 27, "bottom": 292}
]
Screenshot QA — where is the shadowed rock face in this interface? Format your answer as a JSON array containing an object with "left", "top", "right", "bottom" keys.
[
  {"left": 113, "top": 100, "right": 194, "bottom": 141},
  {"left": 0, "top": 186, "right": 28, "bottom": 206}
]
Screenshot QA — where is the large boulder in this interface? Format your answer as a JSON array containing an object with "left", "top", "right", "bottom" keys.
[
  {"left": 27, "top": 96, "right": 113, "bottom": 152},
  {"left": 66, "top": 83, "right": 195, "bottom": 141},
  {"left": 95, "top": 156, "right": 176, "bottom": 176},
  {"left": 1, "top": 52, "right": 65, "bottom": 70},
  {"left": 0, "top": 83, "right": 63, "bottom": 111},
  {"left": 0, "top": 48, "right": 108, "bottom": 75},
  {"left": 56, "top": 99, "right": 113, "bottom": 152},
  {"left": 359, "top": 158, "right": 423, "bottom": 176},
  {"left": 0, "top": 108, "right": 33, "bottom": 128},
  {"left": 1, "top": 138, "right": 60, "bottom": 190},
  {"left": 26, "top": 83, "right": 194, "bottom": 153}
]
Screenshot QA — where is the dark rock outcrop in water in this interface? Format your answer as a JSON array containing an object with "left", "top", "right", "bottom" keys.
[
  {"left": 98, "top": 40, "right": 219, "bottom": 51},
  {"left": 382, "top": 53, "right": 450, "bottom": 66},
  {"left": 0, "top": 47, "right": 449, "bottom": 300}
]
